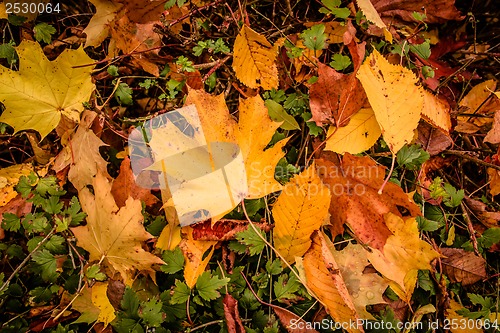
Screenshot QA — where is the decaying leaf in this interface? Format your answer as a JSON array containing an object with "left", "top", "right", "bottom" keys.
[
  {"left": 71, "top": 171, "right": 164, "bottom": 285},
  {"left": 357, "top": 49, "right": 423, "bottom": 153},
  {"left": 484, "top": 110, "right": 500, "bottom": 144},
  {"left": 356, "top": 0, "right": 392, "bottom": 42},
  {"left": 416, "top": 121, "right": 453, "bottom": 156},
  {"left": 366, "top": 213, "right": 440, "bottom": 303},
  {"left": 316, "top": 153, "right": 421, "bottom": 250},
  {"left": 299, "top": 231, "right": 362, "bottom": 333},
  {"left": 421, "top": 90, "right": 452, "bottom": 132},
  {"left": 458, "top": 79, "right": 497, "bottom": 127},
  {"left": 487, "top": 168, "right": 500, "bottom": 197},
  {"left": 371, "top": 0, "right": 464, "bottom": 23},
  {"left": 325, "top": 108, "right": 381, "bottom": 154},
  {"left": 180, "top": 226, "right": 216, "bottom": 288},
  {"left": 463, "top": 196, "right": 500, "bottom": 228},
  {"left": 232, "top": 25, "right": 279, "bottom": 90},
  {"left": 191, "top": 219, "right": 271, "bottom": 241},
  {"left": 0, "top": 41, "right": 95, "bottom": 139},
  {"left": 54, "top": 111, "right": 110, "bottom": 191},
  {"left": 223, "top": 294, "right": 246, "bottom": 333},
  {"left": 332, "top": 242, "right": 389, "bottom": 319},
  {"left": 440, "top": 248, "right": 486, "bottom": 286},
  {"left": 273, "top": 164, "right": 331, "bottom": 265},
  {"left": 72, "top": 282, "right": 116, "bottom": 326},
  {"left": 272, "top": 305, "right": 320, "bottom": 333}
]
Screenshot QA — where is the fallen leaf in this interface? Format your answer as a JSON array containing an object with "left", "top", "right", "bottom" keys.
[
  {"left": 459, "top": 80, "right": 497, "bottom": 127},
  {"left": 272, "top": 305, "right": 320, "bottom": 333},
  {"left": 309, "top": 42, "right": 367, "bottom": 127},
  {"left": 371, "top": 0, "right": 464, "bottom": 23},
  {"left": 463, "top": 196, "right": 500, "bottom": 228},
  {"left": 273, "top": 164, "right": 331, "bottom": 265},
  {"left": 111, "top": 157, "right": 158, "bottom": 208},
  {"left": 299, "top": 231, "right": 362, "bottom": 333},
  {"left": 191, "top": 219, "right": 271, "bottom": 241},
  {"left": 233, "top": 25, "right": 278, "bottom": 90},
  {"left": 180, "top": 226, "right": 216, "bottom": 288},
  {"left": 366, "top": 213, "right": 440, "bottom": 303},
  {"left": 325, "top": 108, "right": 382, "bottom": 154},
  {"left": 72, "top": 286, "right": 100, "bottom": 324},
  {"left": 71, "top": 171, "right": 165, "bottom": 285},
  {"left": 223, "top": 294, "right": 246, "bottom": 333},
  {"left": 54, "top": 111, "right": 110, "bottom": 191},
  {"left": 356, "top": 49, "right": 423, "bottom": 153},
  {"left": 421, "top": 90, "right": 452, "bottom": 132},
  {"left": 416, "top": 121, "right": 453, "bottom": 156},
  {"left": 484, "top": 111, "right": 500, "bottom": 144},
  {"left": 331, "top": 242, "right": 389, "bottom": 319},
  {"left": 0, "top": 163, "right": 33, "bottom": 206},
  {"left": 91, "top": 282, "right": 116, "bottom": 327},
  {"left": 316, "top": 153, "right": 421, "bottom": 250},
  {"left": 356, "top": 0, "right": 392, "bottom": 42},
  {"left": 0, "top": 41, "right": 95, "bottom": 139},
  {"left": 440, "top": 248, "right": 487, "bottom": 286},
  {"left": 487, "top": 168, "right": 500, "bottom": 197}
]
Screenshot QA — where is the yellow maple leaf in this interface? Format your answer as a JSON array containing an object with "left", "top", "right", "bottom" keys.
[
  {"left": 332, "top": 242, "right": 389, "bottom": 320},
  {"left": 356, "top": 49, "right": 422, "bottom": 153},
  {"left": 325, "top": 108, "right": 382, "bottom": 154},
  {"left": 54, "top": 111, "right": 110, "bottom": 191},
  {"left": 84, "top": 0, "right": 122, "bottom": 47},
  {"left": 366, "top": 213, "right": 440, "bottom": 303},
  {"left": 71, "top": 171, "right": 165, "bottom": 285},
  {"left": 273, "top": 164, "right": 330, "bottom": 265},
  {"left": 0, "top": 163, "right": 33, "bottom": 207},
  {"left": 298, "top": 231, "right": 363, "bottom": 333},
  {"left": 0, "top": 41, "right": 95, "bottom": 139},
  {"left": 233, "top": 25, "right": 279, "bottom": 90}
]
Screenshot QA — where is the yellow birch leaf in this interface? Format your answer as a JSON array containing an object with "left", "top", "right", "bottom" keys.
[
  {"left": 0, "top": 41, "right": 95, "bottom": 139},
  {"left": 233, "top": 25, "right": 278, "bottom": 90},
  {"left": 356, "top": 49, "right": 423, "bottom": 153},
  {"left": 180, "top": 226, "right": 216, "bottom": 288},
  {"left": 302, "top": 231, "right": 363, "bottom": 333},
  {"left": 366, "top": 213, "right": 440, "bottom": 303},
  {"left": 237, "top": 95, "right": 289, "bottom": 199},
  {"left": 445, "top": 300, "right": 483, "bottom": 333},
  {"left": 0, "top": 163, "right": 33, "bottom": 207},
  {"left": 421, "top": 89, "right": 452, "bottom": 132},
  {"left": 356, "top": 0, "right": 392, "bottom": 43},
  {"left": 325, "top": 108, "right": 381, "bottom": 154},
  {"left": 272, "top": 164, "right": 330, "bottom": 265},
  {"left": 91, "top": 282, "right": 116, "bottom": 327},
  {"left": 71, "top": 171, "right": 165, "bottom": 285},
  {"left": 331, "top": 242, "right": 389, "bottom": 320}
]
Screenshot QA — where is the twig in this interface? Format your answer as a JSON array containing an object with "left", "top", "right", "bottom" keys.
[
  {"left": 460, "top": 202, "right": 481, "bottom": 256},
  {"left": 442, "top": 150, "right": 500, "bottom": 171}
]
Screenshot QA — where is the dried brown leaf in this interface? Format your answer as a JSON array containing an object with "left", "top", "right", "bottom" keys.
[{"left": 440, "top": 248, "right": 487, "bottom": 286}]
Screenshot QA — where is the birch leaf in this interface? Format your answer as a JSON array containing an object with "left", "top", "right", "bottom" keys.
[
  {"left": 273, "top": 164, "right": 331, "bottom": 265},
  {"left": 233, "top": 25, "right": 278, "bottom": 90},
  {"left": 0, "top": 41, "right": 95, "bottom": 139},
  {"left": 356, "top": 49, "right": 422, "bottom": 153}
]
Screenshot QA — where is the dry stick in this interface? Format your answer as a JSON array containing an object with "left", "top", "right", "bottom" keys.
[
  {"left": 0, "top": 226, "right": 56, "bottom": 293},
  {"left": 378, "top": 153, "right": 396, "bottom": 194},
  {"left": 442, "top": 150, "right": 500, "bottom": 171},
  {"left": 460, "top": 202, "right": 481, "bottom": 257}
]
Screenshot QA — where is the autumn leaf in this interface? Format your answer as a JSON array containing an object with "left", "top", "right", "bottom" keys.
[
  {"left": 0, "top": 40, "right": 95, "bottom": 139},
  {"left": 273, "top": 164, "right": 330, "bottom": 265},
  {"left": 445, "top": 300, "right": 483, "bottom": 333},
  {"left": 458, "top": 79, "right": 497, "bottom": 127},
  {"left": 316, "top": 153, "right": 421, "bottom": 250},
  {"left": 440, "top": 248, "right": 487, "bottom": 286},
  {"left": 298, "top": 231, "right": 362, "bottom": 333},
  {"left": 72, "top": 282, "right": 116, "bottom": 326},
  {"left": 179, "top": 226, "right": 216, "bottom": 289},
  {"left": 366, "top": 213, "right": 440, "bottom": 303},
  {"left": 0, "top": 164, "right": 33, "bottom": 207},
  {"left": 309, "top": 42, "right": 367, "bottom": 127},
  {"left": 233, "top": 25, "right": 279, "bottom": 90},
  {"left": 71, "top": 171, "right": 164, "bottom": 285},
  {"left": 371, "top": 0, "right": 464, "bottom": 23},
  {"left": 332, "top": 242, "right": 389, "bottom": 319},
  {"left": 54, "top": 111, "right": 110, "bottom": 191},
  {"left": 421, "top": 89, "right": 452, "bottom": 132},
  {"left": 325, "top": 108, "right": 381, "bottom": 154},
  {"left": 356, "top": 49, "right": 423, "bottom": 153},
  {"left": 356, "top": 0, "right": 392, "bottom": 42},
  {"left": 484, "top": 111, "right": 500, "bottom": 144},
  {"left": 487, "top": 168, "right": 500, "bottom": 197}
]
